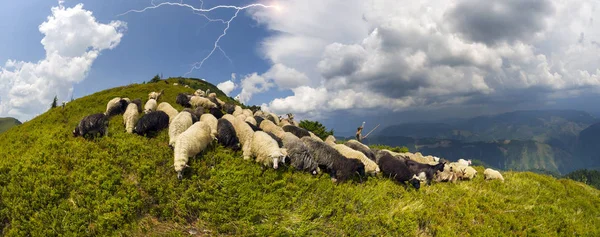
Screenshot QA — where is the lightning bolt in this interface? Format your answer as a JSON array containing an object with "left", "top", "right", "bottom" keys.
[{"left": 118, "top": 1, "right": 278, "bottom": 76}]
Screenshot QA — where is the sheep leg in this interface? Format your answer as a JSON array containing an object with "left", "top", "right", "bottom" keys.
[{"left": 242, "top": 142, "right": 252, "bottom": 160}]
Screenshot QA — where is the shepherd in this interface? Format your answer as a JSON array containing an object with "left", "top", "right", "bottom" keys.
[{"left": 356, "top": 121, "right": 365, "bottom": 142}]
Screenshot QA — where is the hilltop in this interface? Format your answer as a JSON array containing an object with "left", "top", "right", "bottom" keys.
[
  {"left": 0, "top": 78, "right": 599, "bottom": 236},
  {"left": 0, "top": 117, "right": 21, "bottom": 134}
]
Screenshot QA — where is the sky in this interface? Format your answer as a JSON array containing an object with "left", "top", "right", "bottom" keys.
[{"left": 1, "top": 0, "right": 600, "bottom": 136}]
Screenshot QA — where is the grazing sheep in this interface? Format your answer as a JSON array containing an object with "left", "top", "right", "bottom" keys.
[
  {"left": 484, "top": 168, "right": 504, "bottom": 182},
  {"left": 377, "top": 152, "right": 421, "bottom": 189},
  {"left": 232, "top": 106, "right": 243, "bottom": 117},
  {"left": 223, "top": 103, "right": 236, "bottom": 114},
  {"left": 131, "top": 98, "right": 143, "bottom": 113},
  {"left": 265, "top": 112, "right": 280, "bottom": 125},
  {"left": 405, "top": 160, "right": 445, "bottom": 185},
  {"left": 73, "top": 113, "right": 108, "bottom": 138},
  {"left": 457, "top": 165, "right": 477, "bottom": 180},
  {"left": 308, "top": 131, "right": 323, "bottom": 142},
  {"left": 242, "top": 109, "right": 253, "bottom": 118},
  {"left": 148, "top": 89, "right": 164, "bottom": 100},
  {"left": 301, "top": 137, "right": 366, "bottom": 182},
  {"left": 265, "top": 131, "right": 283, "bottom": 148},
  {"left": 133, "top": 111, "right": 170, "bottom": 136},
  {"left": 250, "top": 131, "right": 286, "bottom": 169},
  {"left": 207, "top": 93, "right": 225, "bottom": 107},
  {"left": 221, "top": 114, "right": 236, "bottom": 123},
  {"left": 254, "top": 110, "right": 267, "bottom": 117},
  {"left": 325, "top": 135, "right": 336, "bottom": 144},
  {"left": 173, "top": 83, "right": 178, "bottom": 86},
  {"left": 190, "top": 96, "right": 217, "bottom": 110},
  {"left": 200, "top": 113, "right": 218, "bottom": 138},
  {"left": 181, "top": 108, "right": 200, "bottom": 123},
  {"left": 123, "top": 103, "right": 140, "bottom": 133},
  {"left": 345, "top": 139, "right": 377, "bottom": 161},
  {"left": 434, "top": 164, "right": 459, "bottom": 183},
  {"left": 230, "top": 116, "right": 256, "bottom": 160},
  {"left": 279, "top": 119, "right": 292, "bottom": 127},
  {"left": 458, "top": 159, "right": 472, "bottom": 166},
  {"left": 254, "top": 116, "right": 265, "bottom": 126},
  {"left": 331, "top": 143, "right": 380, "bottom": 175},
  {"left": 207, "top": 92, "right": 217, "bottom": 98},
  {"left": 246, "top": 122, "right": 261, "bottom": 132},
  {"left": 157, "top": 102, "right": 178, "bottom": 122},
  {"left": 194, "top": 89, "right": 205, "bottom": 97},
  {"left": 281, "top": 132, "right": 319, "bottom": 174},
  {"left": 105, "top": 97, "right": 129, "bottom": 117},
  {"left": 217, "top": 118, "right": 240, "bottom": 150},
  {"left": 173, "top": 121, "right": 215, "bottom": 179},
  {"left": 209, "top": 107, "right": 224, "bottom": 119},
  {"left": 169, "top": 111, "right": 195, "bottom": 147},
  {"left": 283, "top": 125, "right": 311, "bottom": 138},
  {"left": 176, "top": 93, "right": 192, "bottom": 108},
  {"left": 245, "top": 116, "right": 257, "bottom": 126},
  {"left": 259, "top": 119, "right": 285, "bottom": 138},
  {"left": 236, "top": 114, "right": 248, "bottom": 122},
  {"left": 144, "top": 99, "right": 157, "bottom": 114}
]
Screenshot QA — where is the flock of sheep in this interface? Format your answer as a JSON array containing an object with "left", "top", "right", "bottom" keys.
[{"left": 71, "top": 85, "right": 505, "bottom": 189}]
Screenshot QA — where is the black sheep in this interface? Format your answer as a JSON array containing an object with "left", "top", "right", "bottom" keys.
[
  {"left": 105, "top": 99, "right": 129, "bottom": 117},
  {"left": 345, "top": 140, "right": 377, "bottom": 161},
  {"left": 73, "top": 113, "right": 108, "bottom": 138},
  {"left": 377, "top": 152, "right": 421, "bottom": 190},
  {"left": 133, "top": 111, "right": 169, "bottom": 136},
  {"left": 284, "top": 138, "right": 319, "bottom": 174},
  {"left": 283, "top": 125, "right": 310, "bottom": 138},
  {"left": 265, "top": 131, "right": 283, "bottom": 148},
  {"left": 223, "top": 103, "right": 236, "bottom": 114},
  {"left": 207, "top": 97, "right": 222, "bottom": 110},
  {"left": 254, "top": 116, "right": 264, "bottom": 126},
  {"left": 301, "top": 137, "right": 365, "bottom": 182},
  {"left": 176, "top": 93, "right": 192, "bottom": 108},
  {"left": 405, "top": 160, "right": 445, "bottom": 185},
  {"left": 246, "top": 122, "right": 262, "bottom": 132},
  {"left": 209, "top": 107, "right": 224, "bottom": 119},
  {"left": 182, "top": 108, "right": 200, "bottom": 123},
  {"left": 217, "top": 118, "right": 240, "bottom": 150},
  {"left": 131, "top": 98, "right": 143, "bottom": 113}
]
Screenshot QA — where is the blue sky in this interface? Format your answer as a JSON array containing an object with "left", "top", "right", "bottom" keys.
[{"left": 1, "top": 0, "right": 600, "bottom": 136}]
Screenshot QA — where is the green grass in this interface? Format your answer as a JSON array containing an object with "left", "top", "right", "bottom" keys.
[{"left": 0, "top": 78, "right": 599, "bottom": 236}]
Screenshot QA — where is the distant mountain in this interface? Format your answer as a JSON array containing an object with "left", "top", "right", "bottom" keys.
[
  {"left": 575, "top": 122, "right": 600, "bottom": 169},
  {"left": 0, "top": 117, "right": 21, "bottom": 133}
]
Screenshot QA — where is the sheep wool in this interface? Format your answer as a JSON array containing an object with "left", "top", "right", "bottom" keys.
[
  {"left": 259, "top": 119, "right": 285, "bottom": 138},
  {"left": 345, "top": 139, "right": 376, "bottom": 161},
  {"left": 308, "top": 131, "right": 323, "bottom": 142},
  {"left": 144, "top": 99, "right": 157, "bottom": 114},
  {"left": 245, "top": 116, "right": 257, "bottom": 126},
  {"left": 332, "top": 144, "right": 380, "bottom": 175},
  {"left": 250, "top": 131, "right": 285, "bottom": 169},
  {"left": 174, "top": 121, "right": 215, "bottom": 179},
  {"left": 190, "top": 96, "right": 217, "bottom": 110},
  {"left": 200, "top": 113, "right": 218, "bottom": 138},
  {"left": 73, "top": 113, "right": 109, "bottom": 138},
  {"left": 231, "top": 116, "right": 256, "bottom": 160},
  {"left": 169, "top": 111, "right": 195, "bottom": 147},
  {"left": 105, "top": 97, "right": 129, "bottom": 117},
  {"left": 232, "top": 106, "right": 243, "bottom": 117},
  {"left": 194, "top": 89, "right": 205, "bottom": 97},
  {"left": 123, "top": 103, "right": 140, "bottom": 133},
  {"left": 457, "top": 166, "right": 477, "bottom": 180},
  {"left": 148, "top": 90, "right": 164, "bottom": 100},
  {"left": 484, "top": 168, "right": 504, "bottom": 182},
  {"left": 325, "top": 135, "right": 336, "bottom": 144},
  {"left": 281, "top": 132, "right": 319, "bottom": 174},
  {"left": 457, "top": 159, "right": 472, "bottom": 166},
  {"left": 157, "top": 102, "right": 178, "bottom": 123},
  {"left": 242, "top": 109, "right": 253, "bottom": 118}
]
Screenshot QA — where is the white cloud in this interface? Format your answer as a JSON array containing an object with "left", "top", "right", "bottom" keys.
[
  {"left": 235, "top": 63, "right": 309, "bottom": 103},
  {"left": 216, "top": 80, "right": 236, "bottom": 96},
  {"left": 236, "top": 73, "right": 274, "bottom": 103},
  {"left": 249, "top": 0, "right": 600, "bottom": 119},
  {"left": 0, "top": 3, "right": 126, "bottom": 121}
]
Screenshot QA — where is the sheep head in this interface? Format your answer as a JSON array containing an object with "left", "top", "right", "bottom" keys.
[
  {"left": 72, "top": 127, "right": 80, "bottom": 137},
  {"left": 410, "top": 174, "right": 421, "bottom": 190}
]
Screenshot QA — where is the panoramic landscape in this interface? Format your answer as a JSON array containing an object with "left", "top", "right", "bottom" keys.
[{"left": 1, "top": 0, "right": 600, "bottom": 236}]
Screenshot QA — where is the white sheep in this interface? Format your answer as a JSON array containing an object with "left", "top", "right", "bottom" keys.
[
  {"left": 230, "top": 116, "right": 255, "bottom": 160},
  {"left": 144, "top": 99, "right": 157, "bottom": 114},
  {"left": 157, "top": 102, "right": 178, "bottom": 123},
  {"left": 458, "top": 159, "right": 472, "bottom": 166},
  {"left": 173, "top": 121, "right": 215, "bottom": 179},
  {"left": 194, "top": 89, "right": 205, "bottom": 97},
  {"left": 232, "top": 106, "right": 243, "bottom": 117},
  {"left": 457, "top": 165, "right": 477, "bottom": 180},
  {"left": 245, "top": 116, "right": 257, "bottom": 126},
  {"left": 325, "top": 135, "right": 336, "bottom": 144},
  {"left": 169, "top": 111, "right": 195, "bottom": 147},
  {"left": 254, "top": 110, "right": 266, "bottom": 117},
  {"left": 105, "top": 97, "right": 127, "bottom": 116},
  {"left": 207, "top": 92, "right": 217, "bottom": 98},
  {"left": 207, "top": 93, "right": 226, "bottom": 107},
  {"left": 173, "top": 83, "right": 179, "bottom": 86},
  {"left": 222, "top": 114, "right": 236, "bottom": 124},
  {"left": 331, "top": 143, "right": 380, "bottom": 175},
  {"left": 190, "top": 96, "right": 217, "bottom": 110},
  {"left": 242, "top": 109, "right": 253, "bottom": 118},
  {"left": 308, "top": 131, "right": 323, "bottom": 142},
  {"left": 236, "top": 114, "right": 248, "bottom": 122},
  {"left": 148, "top": 90, "right": 164, "bottom": 100},
  {"left": 259, "top": 119, "right": 285, "bottom": 138},
  {"left": 200, "top": 113, "right": 218, "bottom": 138},
  {"left": 484, "top": 168, "right": 504, "bottom": 182},
  {"left": 250, "top": 131, "right": 285, "bottom": 169},
  {"left": 123, "top": 103, "right": 140, "bottom": 133}
]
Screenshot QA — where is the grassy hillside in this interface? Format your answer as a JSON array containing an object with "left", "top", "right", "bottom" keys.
[
  {"left": 0, "top": 117, "right": 21, "bottom": 134},
  {"left": 1, "top": 79, "right": 599, "bottom": 236}
]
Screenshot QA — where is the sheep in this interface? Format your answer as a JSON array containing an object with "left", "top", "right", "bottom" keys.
[
  {"left": 458, "top": 159, "right": 472, "bottom": 166},
  {"left": 308, "top": 131, "right": 323, "bottom": 142},
  {"left": 181, "top": 108, "right": 200, "bottom": 123},
  {"left": 130, "top": 98, "right": 143, "bottom": 113},
  {"left": 223, "top": 103, "right": 236, "bottom": 114},
  {"left": 232, "top": 106, "right": 243, "bottom": 117},
  {"left": 221, "top": 114, "right": 236, "bottom": 124},
  {"left": 144, "top": 99, "right": 157, "bottom": 114},
  {"left": 207, "top": 92, "right": 217, "bottom": 98},
  {"left": 200, "top": 113, "right": 218, "bottom": 138},
  {"left": 331, "top": 144, "right": 380, "bottom": 175},
  {"left": 123, "top": 103, "right": 140, "bottom": 133},
  {"left": 184, "top": 85, "right": 190, "bottom": 88},
  {"left": 217, "top": 118, "right": 240, "bottom": 150},
  {"left": 242, "top": 109, "right": 253, "bottom": 118},
  {"left": 105, "top": 97, "right": 129, "bottom": 117},
  {"left": 456, "top": 165, "right": 477, "bottom": 180},
  {"left": 286, "top": 113, "right": 300, "bottom": 126},
  {"left": 190, "top": 96, "right": 217, "bottom": 110},
  {"left": 173, "top": 121, "right": 215, "bottom": 179},
  {"left": 265, "top": 131, "right": 283, "bottom": 148},
  {"left": 484, "top": 168, "right": 504, "bottom": 182},
  {"left": 325, "top": 135, "right": 336, "bottom": 144},
  {"left": 279, "top": 119, "right": 292, "bottom": 127},
  {"left": 148, "top": 89, "right": 164, "bottom": 100},
  {"left": 194, "top": 89, "right": 205, "bottom": 97},
  {"left": 259, "top": 119, "right": 285, "bottom": 138},
  {"left": 176, "top": 93, "right": 192, "bottom": 108},
  {"left": 434, "top": 164, "right": 459, "bottom": 183},
  {"left": 301, "top": 137, "right": 366, "bottom": 182},
  {"left": 376, "top": 151, "right": 421, "bottom": 189},
  {"left": 169, "top": 111, "right": 195, "bottom": 147},
  {"left": 157, "top": 102, "right": 178, "bottom": 123},
  {"left": 265, "top": 112, "right": 280, "bottom": 125},
  {"left": 345, "top": 139, "right": 376, "bottom": 161},
  {"left": 173, "top": 83, "right": 179, "bottom": 86},
  {"left": 207, "top": 93, "right": 225, "bottom": 107},
  {"left": 281, "top": 132, "right": 319, "bottom": 174},
  {"left": 246, "top": 122, "right": 262, "bottom": 132},
  {"left": 282, "top": 125, "right": 311, "bottom": 138},
  {"left": 230, "top": 116, "right": 256, "bottom": 160},
  {"left": 73, "top": 113, "right": 108, "bottom": 138},
  {"left": 250, "top": 131, "right": 286, "bottom": 169},
  {"left": 133, "top": 111, "right": 170, "bottom": 136},
  {"left": 209, "top": 107, "right": 224, "bottom": 119},
  {"left": 254, "top": 116, "right": 265, "bottom": 126},
  {"left": 236, "top": 113, "right": 248, "bottom": 122},
  {"left": 254, "top": 110, "right": 266, "bottom": 117},
  {"left": 245, "top": 116, "right": 257, "bottom": 126},
  {"left": 404, "top": 160, "right": 445, "bottom": 185}
]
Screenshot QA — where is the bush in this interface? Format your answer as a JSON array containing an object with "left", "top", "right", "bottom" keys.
[{"left": 299, "top": 120, "right": 333, "bottom": 140}]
